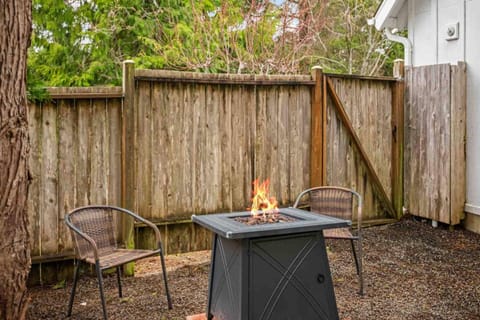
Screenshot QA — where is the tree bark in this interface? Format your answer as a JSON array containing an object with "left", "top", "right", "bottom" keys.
[{"left": 0, "top": 1, "right": 32, "bottom": 319}]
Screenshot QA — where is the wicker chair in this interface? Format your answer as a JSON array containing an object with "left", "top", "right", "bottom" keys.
[
  {"left": 65, "top": 205, "right": 172, "bottom": 319},
  {"left": 293, "top": 186, "right": 364, "bottom": 295}
]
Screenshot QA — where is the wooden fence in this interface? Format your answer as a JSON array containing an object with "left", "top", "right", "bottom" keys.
[
  {"left": 404, "top": 63, "right": 466, "bottom": 225},
  {"left": 28, "top": 87, "right": 123, "bottom": 260},
  {"left": 28, "top": 63, "right": 401, "bottom": 283},
  {"left": 326, "top": 75, "right": 399, "bottom": 220}
]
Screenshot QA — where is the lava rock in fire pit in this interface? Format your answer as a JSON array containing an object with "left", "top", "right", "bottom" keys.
[{"left": 232, "top": 212, "right": 297, "bottom": 225}]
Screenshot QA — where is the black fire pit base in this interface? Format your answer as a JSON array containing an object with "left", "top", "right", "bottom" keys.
[{"left": 207, "top": 231, "right": 339, "bottom": 320}]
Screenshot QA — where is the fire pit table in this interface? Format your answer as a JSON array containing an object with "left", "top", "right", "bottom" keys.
[{"left": 192, "top": 207, "right": 350, "bottom": 320}]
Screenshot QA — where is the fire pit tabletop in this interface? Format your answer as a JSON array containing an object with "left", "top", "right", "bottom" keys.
[{"left": 192, "top": 207, "right": 350, "bottom": 239}]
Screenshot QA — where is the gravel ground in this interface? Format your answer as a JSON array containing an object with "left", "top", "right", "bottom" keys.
[{"left": 27, "top": 216, "right": 480, "bottom": 320}]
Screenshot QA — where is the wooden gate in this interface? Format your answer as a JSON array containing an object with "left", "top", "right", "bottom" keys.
[
  {"left": 404, "top": 63, "right": 466, "bottom": 225},
  {"left": 310, "top": 65, "right": 404, "bottom": 220}
]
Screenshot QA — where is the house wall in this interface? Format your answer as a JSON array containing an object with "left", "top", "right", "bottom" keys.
[
  {"left": 408, "top": 0, "right": 465, "bottom": 66},
  {"left": 406, "top": 0, "right": 480, "bottom": 230},
  {"left": 463, "top": 0, "right": 480, "bottom": 232}
]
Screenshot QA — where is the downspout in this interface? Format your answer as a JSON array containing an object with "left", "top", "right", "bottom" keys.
[{"left": 384, "top": 28, "right": 412, "bottom": 66}]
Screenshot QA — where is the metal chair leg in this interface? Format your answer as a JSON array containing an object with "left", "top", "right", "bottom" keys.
[
  {"left": 67, "top": 259, "right": 80, "bottom": 317},
  {"left": 95, "top": 261, "right": 108, "bottom": 320},
  {"left": 116, "top": 266, "right": 123, "bottom": 298},
  {"left": 350, "top": 240, "right": 360, "bottom": 275},
  {"left": 358, "top": 239, "right": 364, "bottom": 295},
  {"left": 350, "top": 239, "right": 364, "bottom": 295},
  {"left": 158, "top": 244, "right": 173, "bottom": 309}
]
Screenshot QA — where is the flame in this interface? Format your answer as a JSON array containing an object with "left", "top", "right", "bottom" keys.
[{"left": 250, "top": 179, "right": 279, "bottom": 216}]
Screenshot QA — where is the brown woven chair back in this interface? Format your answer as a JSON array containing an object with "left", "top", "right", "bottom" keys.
[
  {"left": 309, "top": 188, "right": 353, "bottom": 221},
  {"left": 293, "top": 186, "right": 364, "bottom": 295},
  {"left": 69, "top": 207, "right": 117, "bottom": 260}
]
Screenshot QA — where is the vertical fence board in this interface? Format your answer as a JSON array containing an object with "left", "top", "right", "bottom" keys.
[
  {"left": 57, "top": 99, "right": 75, "bottom": 252},
  {"left": 301, "top": 87, "right": 312, "bottom": 189},
  {"left": 278, "top": 87, "right": 290, "bottom": 204},
  {"left": 108, "top": 98, "right": 122, "bottom": 207},
  {"left": 27, "top": 103, "right": 42, "bottom": 256},
  {"left": 136, "top": 81, "right": 153, "bottom": 218},
  {"left": 254, "top": 87, "right": 267, "bottom": 181},
  {"left": 151, "top": 83, "right": 168, "bottom": 219},
  {"left": 288, "top": 87, "right": 304, "bottom": 198},
  {"left": 165, "top": 83, "right": 183, "bottom": 216},
  {"left": 266, "top": 87, "right": 279, "bottom": 197},
  {"left": 220, "top": 85, "right": 233, "bottom": 211},
  {"left": 40, "top": 101, "right": 58, "bottom": 255},
  {"left": 438, "top": 65, "right": 451, "bottom": 223},
  {"left": 193, "top": 85, "right": 208, "bottom": 214},
  {"left": 75, "top": 100, "right": 91, "bottom": 207},
  {"left": 204, "top": 85, "right": 223, "bottom": 212},
  {"left": 90, "top": 99, "right": 108, "bottom": 205},
  {"left": 230, "top": 86, "right": 250, "bottom": 210},
  {"left": 182, "top": 84, "right": 196, "bottom": 213},
  {"left": 450, "top": 63, "right": 467, "bottom": 225}
]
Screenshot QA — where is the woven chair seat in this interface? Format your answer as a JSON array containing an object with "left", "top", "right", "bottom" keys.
[
  {"left": 323, "top": 227, "right": 354, "bottom": 239},
  {"left": 85, "top": 248, "right": 161, "bottom": 270}
]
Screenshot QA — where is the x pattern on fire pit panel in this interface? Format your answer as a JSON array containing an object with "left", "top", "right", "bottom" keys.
[{"left": 250, "top": 234, "right": 334, "bottom": 320}]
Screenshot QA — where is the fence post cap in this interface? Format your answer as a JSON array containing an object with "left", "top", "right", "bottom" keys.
[
  {"left": 393, "top": 60, "right": 405, "bottom": 79},
  {"left": 311, "top": 66, "right": 323, "bottom": 80}
]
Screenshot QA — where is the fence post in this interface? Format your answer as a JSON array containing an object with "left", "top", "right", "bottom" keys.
[
  {"left": 122, "top": 60, "right": 135, "bottom": 275},
  {"left": 392, "top": 59, "right": 405, "bottom": 219},
  {"left": 450, "top": 62, "right": 466, "bottom": 225},
  {"left": 311, "top": 66, "right": 327, "bottom": 187}
]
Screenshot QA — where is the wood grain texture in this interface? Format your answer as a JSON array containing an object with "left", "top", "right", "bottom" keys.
[
  {"left": 27, "top": 103, "right": 42, "bottom": 256},
  {"left": 310, "top": 67, "right": 325, "bottom": 187},
  {"left": 108, "top": 98, "right": 123, "bottom": 208},
  {"left": 40, "top": 100, "right": 58, "bottom": 255},
  {"left": 28, "top": 90, "right": 123, "bottom": 259},
  {"left": 327, "top": 78, "right": 395, "bottom": 219},
  {"left": 57, "top": 98, "right": 75, "bottom": 253},
  {"left": 151, "top": 82, "right": 168, "bottom": 219},
  {"left": 450, "top": 62, "right": 466, "bottom": 225},
  {"left": 28, "top": 71, "right": 407, "bottom": 267},
  {"left": 90, "top": 98, "right": 108, "bottom": 205},
  {"left": 136, "top": 81, "right": 153, "bottom": 218},
  {"left": 326, "top": 77, "right": 394, "bottom": 220},
  {"left": 404, "top": 64, "right": 465, "bottom": 225}
]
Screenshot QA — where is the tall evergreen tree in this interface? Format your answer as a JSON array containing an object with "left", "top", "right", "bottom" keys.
[{"left": 28, "top": 0, "right": 399, "bottom": 88}]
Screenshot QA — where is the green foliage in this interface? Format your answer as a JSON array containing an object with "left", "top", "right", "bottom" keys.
[
  {"left": 313, "top": 0, "right": 400, "bottom": 76},
  {"left": 27, "top": 67, "right": 50, "bottom": 103},
  {"left": 51, "top": 279, "right": 66, "bottom": 290},
  {"left": 28, "top": 0, "right": 402, "bottom": 89},
  {"left": 29, "top": 0, "right": 182, "bottom": 86}
]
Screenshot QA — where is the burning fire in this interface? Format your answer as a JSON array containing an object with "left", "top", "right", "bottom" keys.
[{"left": 249, "top": 179, "right": 279, "bottom": 217}]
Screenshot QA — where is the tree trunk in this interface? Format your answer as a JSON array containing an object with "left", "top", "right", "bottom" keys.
[{"left": 0, "top": 1, "right": 32, "bottom": 319}]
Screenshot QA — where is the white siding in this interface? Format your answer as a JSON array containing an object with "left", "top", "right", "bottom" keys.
[
  {"left": 437, "top": 0, "right": 464, "bottom": 63},
  {"left": 465, "top": 0, "right": 480, "bottom": 213},
  {"left": 411, "top": 6, "right": 436, "bottom": 65},
  {"left": 409, "top": 0, "right": 465, "bottom": 66}
]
